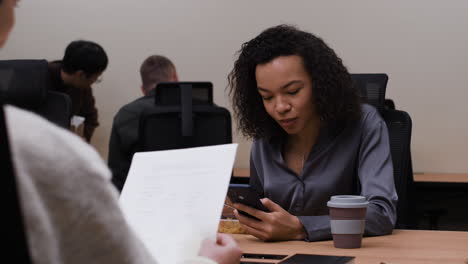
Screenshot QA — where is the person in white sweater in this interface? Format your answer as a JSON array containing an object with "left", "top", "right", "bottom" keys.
[{"left": 0, "top": 1, "right": 242, "bottom": 263}]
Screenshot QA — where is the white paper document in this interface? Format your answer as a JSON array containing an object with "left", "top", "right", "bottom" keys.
[{"left": 120, "top": 144, "right": 238, "bottom": 264}]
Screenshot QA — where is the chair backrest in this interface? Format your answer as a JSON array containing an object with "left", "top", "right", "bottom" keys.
[
  {"left": 0, "top": 60, "right": 49, "bottom": 109},
  {"left": 351, "top": 73, "right": 388, "bottom": 113},
  {"left": 1, "top": 104, "right": 33, "bottom": 263},
  {"left": 0, "top": 60, "right": 71, "bottom": 128},
  {"left": 37, "top": 91, "right": 72, "bottom": 128},
  {"left": 384, "top": 99, "right": 396, "bottom": 110},
  {"left": 155, "top": 82, "right": 213, "bottom": 106},
  {"left": 139, "top": 105, "right": 232, "bottom": 151},
  {"left": 138, "top": 82, "right": 232, "bottom": 151},
  {"left": 382, "top": 109, "right": 414, "bottom": 229}
]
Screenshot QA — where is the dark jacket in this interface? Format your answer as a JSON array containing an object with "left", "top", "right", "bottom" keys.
[
  {"left": 48, "top": 61, "right": 99, "bottom": 141},
  {"left": 108, "top": 89, "right": 156, "bottom": 192}
]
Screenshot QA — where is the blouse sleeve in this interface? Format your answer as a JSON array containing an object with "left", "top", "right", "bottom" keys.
[
  {"left": 298, "top": 110, "right": 398, "bottom": 241},
  {"left": 357, "top": 111, "right": 398, "bottom": 236}
]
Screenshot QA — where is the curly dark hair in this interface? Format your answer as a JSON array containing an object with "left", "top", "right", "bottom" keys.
[{"left": 228, "top": 24, "right": 361, "bottom": 140}]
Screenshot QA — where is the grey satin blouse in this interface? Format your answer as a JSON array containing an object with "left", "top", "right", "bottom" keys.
[{"left": 249, "top": 104, "right": 398, "bottom": 241}]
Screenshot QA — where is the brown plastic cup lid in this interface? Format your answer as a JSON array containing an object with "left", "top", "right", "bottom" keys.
[{"left": 327, "top": 195, "right": 369, "bottom": 208}]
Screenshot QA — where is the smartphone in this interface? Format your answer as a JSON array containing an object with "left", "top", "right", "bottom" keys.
[{"left": 227, "top": 184, "right": 269, "bottom": 219}]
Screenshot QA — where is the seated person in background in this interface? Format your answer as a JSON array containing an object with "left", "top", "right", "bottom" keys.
[
  {"left": 228, "top": 24, "right": 397, "bottom": 242},
  {"left": 1, "top": 2, "right": 241, "bottom": 264},
  {"left": 48, "top": 40, "right": 108, "bottom": 142},
  {"left": 108, "top": 55, "right": 178, "bottom": 192}
]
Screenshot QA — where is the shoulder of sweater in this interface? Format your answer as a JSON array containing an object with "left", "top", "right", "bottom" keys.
[{"left": 5, "top": 105, "right": 111, "bottom": 181}]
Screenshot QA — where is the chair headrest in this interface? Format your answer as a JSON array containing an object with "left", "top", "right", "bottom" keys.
[
  {"left": 351, "top": 73, "right": 388, "bottom": 113},
  {"left": 155, "top": 82, "right": 213, "bottom": 106},
  {"left": 0, "top": 60, "right": 49, "bottom": 110}
]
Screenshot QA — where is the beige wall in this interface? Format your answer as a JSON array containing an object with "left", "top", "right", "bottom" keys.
[{"left": 2, "top": 0, "right": 467, "bottom": 173}]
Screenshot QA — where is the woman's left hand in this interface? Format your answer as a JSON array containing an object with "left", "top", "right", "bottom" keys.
[{"left": 233, "top": 198, "right": 306, "bottom": 241}]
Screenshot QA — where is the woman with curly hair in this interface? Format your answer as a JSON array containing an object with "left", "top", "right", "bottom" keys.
[{"left": 229, "top": 25, "right": 397, "bottom": 242}]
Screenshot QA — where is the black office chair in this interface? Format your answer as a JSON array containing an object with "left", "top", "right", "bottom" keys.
[
  {"left": 1, "top": 103, "right": 33, "bottom": 262},
  {"left": 383, "top": 109, "right": 416, "bottom": 229},
  {"left": 138, "top": 82, "right": 232, "bottom": 151},
  {"left": 37, "top": 91, "right": 72, "bottom": 129},
  {"left": 384, "top": 99, "right": 396, "bottom": 110},
  {"left": 414, "top": 180, "right": 468, "bottom": 230},
  {"left": 351, "top": 73, "right": 388, "bottom": 113},
  {"left": 0, "top": 60, "right": 71, "bottom": 128}
]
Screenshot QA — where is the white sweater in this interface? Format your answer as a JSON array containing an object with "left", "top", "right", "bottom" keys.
[{"left": 5, "top": 105, "right": 215, "bottom": 264}]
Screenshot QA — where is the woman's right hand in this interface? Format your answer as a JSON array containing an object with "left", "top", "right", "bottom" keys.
[{"left": 233, "top": 198, "right": 306, "bottom": 241}]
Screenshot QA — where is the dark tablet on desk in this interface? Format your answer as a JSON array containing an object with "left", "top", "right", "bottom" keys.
[{"left": 279, "top": 254, "right": 355, "bottom": 264}]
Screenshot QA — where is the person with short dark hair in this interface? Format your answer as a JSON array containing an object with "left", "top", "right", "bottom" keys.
[
  {"left": 139, "top": 55, "right": 177, "bottom": 95},
  {"left": 108, "top": 55, "right": 178, "bottom": 191},
  {"left": 228, "top": 25, "right": 397, "bottom": 242},
  {"left": 48, "top": 40, "right": 108, "bottom": 142}
]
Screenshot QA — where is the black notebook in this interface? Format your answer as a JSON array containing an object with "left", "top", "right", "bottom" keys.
[{"left": 279, "top": 254, "right": 354, "bottom": 264}]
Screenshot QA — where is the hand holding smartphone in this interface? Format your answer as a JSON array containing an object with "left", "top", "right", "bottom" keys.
[{"left": 227, "top": 184, "right": 269, "bottom": 220}]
